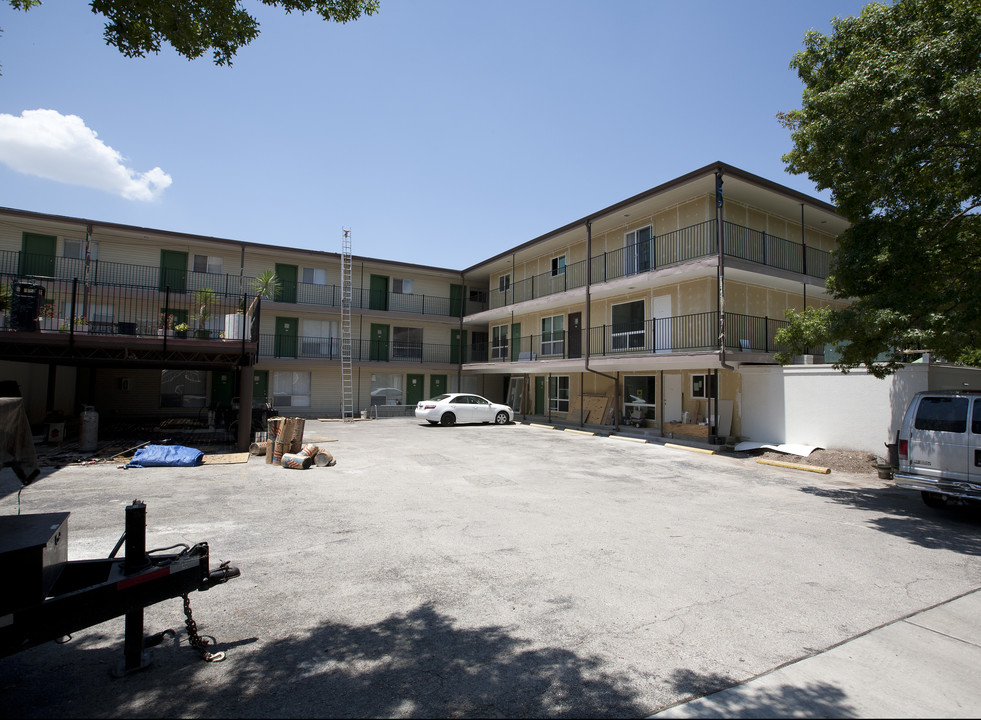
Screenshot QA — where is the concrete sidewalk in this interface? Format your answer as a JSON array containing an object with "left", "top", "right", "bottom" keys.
[{"left": 651, "top": 588, "right": 981, "bottom": 718}]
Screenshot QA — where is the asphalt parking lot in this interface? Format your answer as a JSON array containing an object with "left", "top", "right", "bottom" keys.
[{"left": 2, "top": 417, "right": 980, "bottom": 718}]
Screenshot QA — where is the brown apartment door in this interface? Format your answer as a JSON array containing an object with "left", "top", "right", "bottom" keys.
[{"left": 568, "top": 312, "right": 582, "bottom": 359}]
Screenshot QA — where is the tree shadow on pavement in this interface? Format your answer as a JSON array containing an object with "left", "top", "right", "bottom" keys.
[
  {"left": 0, "top": 602, "right": 648, "bottom": 718},
  {"left": 659, "top": 669, "right": 859, "bottom": 719},
  {"left": 799, "top": 485, "right": 981, "bottom": 556}
]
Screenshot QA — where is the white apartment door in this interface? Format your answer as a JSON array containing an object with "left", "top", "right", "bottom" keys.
[{"left": 662, "top": 373, "right": 682, "bottom": 425}]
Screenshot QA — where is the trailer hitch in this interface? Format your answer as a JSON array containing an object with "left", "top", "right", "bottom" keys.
[{"left": 206, "top": 559, "right": 242, "bottom": 588}]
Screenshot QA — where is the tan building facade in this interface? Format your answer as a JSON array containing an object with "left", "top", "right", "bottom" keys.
[{"left": 0, "top": 162, "right": 850, "bottom": 446}]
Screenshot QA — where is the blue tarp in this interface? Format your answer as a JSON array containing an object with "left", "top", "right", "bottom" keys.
[{"left": 126, "top": 444, "right": 204, "bottom": 468}]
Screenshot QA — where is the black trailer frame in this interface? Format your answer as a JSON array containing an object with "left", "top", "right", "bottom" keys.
[{"left": 0, "top": 499, "right": 240, "bottom": 674}]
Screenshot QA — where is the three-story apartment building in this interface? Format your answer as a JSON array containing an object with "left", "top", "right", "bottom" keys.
[
  {"left": 0, "top": 161, "right": 850, "bottom": 448},
  {"left": 458, "top": 162, "right": 849, "bottom": 441}
]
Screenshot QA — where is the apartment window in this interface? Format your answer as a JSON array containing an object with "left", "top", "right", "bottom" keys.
[
  {"left": 302, "top": 267, "right": 327, "bottom": 285},
  {"left": 498, "top": 274, "right": 511, "bottom": 293},
  {"left": 541, "top": 315, "right": 564, "bottom": 356},
  {"left": 393, "top": 326, "right": 423, "bottom": 360},
  {"left": 193, "top": 254, "right": 222, "bottom": 274},
  {"left": 492, "top": 324, "right": 509, "bottom": 359},
  {"left": 624, "top": 225, "right": 653, "bottom": 274},
  {"left": 63, "top": 239, "right": 98, "bottom": 260},
  {"left": 301, "top": 319, "right": 339, "bottom": 358},
  {"left": 160, "top": 369, "right": 206, "bottom": 408},
  {"left": 548, "top": 376, "right": 570, "bottom": 413},
  {"left": 611, "top": 300, "right": 645, "bottom": 351},
  {"left": 273, "top": 371, "right": 311, "bottom": 407},
  {"left": 393, "top": 278, "right": 414, "bottom": 294},
  {"left": 624, "top": 375, "right": 656, "bottom": 421},
  {"left": 551, "top": 255, "right": 566, "bottom": 276},
  {"left": 370, "top": 373, "right": 403, "bottom": 406},
  {"left": 691, "top": 373, "right": 717, "bottom": 399}
]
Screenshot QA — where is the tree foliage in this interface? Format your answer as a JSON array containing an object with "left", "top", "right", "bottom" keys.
[
  {"left": 7, "top": 0, "right": 379, "bottom": 66},
  {"left": 776, "top": 0, "right": 981, "bottom": 376}
]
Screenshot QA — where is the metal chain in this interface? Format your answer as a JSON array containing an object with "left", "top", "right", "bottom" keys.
[{"left": 181, "top": 592, "right": 226, "bottom": 662}]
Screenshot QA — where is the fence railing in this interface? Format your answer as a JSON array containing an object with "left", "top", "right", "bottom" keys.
[
  {"left": 464, "top": 312, "right": 789, "bottom": 364},
  {"left": 0, "top": 249, "right": 468, "bottom": 317},
  {"left": 257, "top": 335, "right": 455, "bottom": 363},
  {"left": 0, "top": 272, "right": 259, "bottom": 341},
  {"left": 485, "top": 219, "right": 831, "bottom": 311}
]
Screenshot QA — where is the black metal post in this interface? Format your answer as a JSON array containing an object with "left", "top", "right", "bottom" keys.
[{"left": 119, "top": 500, "right": 150, "bottom": 675}]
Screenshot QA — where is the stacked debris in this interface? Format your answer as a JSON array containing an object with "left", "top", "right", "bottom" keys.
[{"left": 250, "top": 417, "right": 336, "bottom": 469}]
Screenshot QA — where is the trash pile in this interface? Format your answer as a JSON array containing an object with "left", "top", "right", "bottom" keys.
[{"left": 250, "top": 417, "right": 336, "bottom": 469}]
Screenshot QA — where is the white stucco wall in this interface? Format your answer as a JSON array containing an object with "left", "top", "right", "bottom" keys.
[{"left": 739, "top": 362, "right": 981, "bottom": 455}]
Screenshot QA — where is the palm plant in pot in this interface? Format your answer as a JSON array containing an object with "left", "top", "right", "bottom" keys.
[
  {"left": 243, "top": 270, "right": 280, "bottom": 339},
  {"left": 193, "top": 288, "right": 216, "bottom": 339}
]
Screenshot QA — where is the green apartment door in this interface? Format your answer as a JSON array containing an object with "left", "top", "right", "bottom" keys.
[
  {"left": 211, "top": 370, "right": 235, "bottom": 407},
  {"left": 535, "top": 377, "right": 546, "bottom": 414},
  {"left": 369, "top": 275, "right": 389, "bottom": 311},
  {"left": 406, "top": 374, "right": 424, "bottom": 406},
  {"left": 450, "top": 329, "right": 467, "bottom": 364},
  {"left": 20, "top": 233, "right": 56, "bottom": 277},
  {"left": 369, "top": 323, "right": 389, "bottom": 361},
  {"left": 450, "top": 284, "right": 464, "bottom": 317},
  {"left": 275, "top": 316, "right": 298, "bottom": 358},
  {"left": 159, "top": 250, "right": 187, "bottom": 293},
  {"left": 252, "top": 370, "right": 269, "bottom": 403},
  {"left": 275, "top": 263, "right": 298, "bottom": 303},
  {"left": 430, "top": 374, "right": 447, "bottom": 397}
]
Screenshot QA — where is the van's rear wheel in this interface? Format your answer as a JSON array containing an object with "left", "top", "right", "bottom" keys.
[{"left": 921, "top": 491, "right": 948, "bottom": 508}]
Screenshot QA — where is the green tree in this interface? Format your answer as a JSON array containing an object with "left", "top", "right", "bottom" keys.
[
  {"left": 7, "top": 0, "right": 378, "bottom": 66},
  {"left": 776, "top": 0, "right": 981, "bottom": 377}
]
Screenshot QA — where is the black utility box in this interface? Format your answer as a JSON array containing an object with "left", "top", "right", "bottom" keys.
[
  {"left": 0, "top": 512, "right": 69, "bottom": 614},
  {"left": 10, "top": 282, "right": 45, "bottom": 331}
]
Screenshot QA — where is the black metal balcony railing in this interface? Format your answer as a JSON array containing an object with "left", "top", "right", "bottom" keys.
[
  {"left": 257, "top": 334, "right": 455, "bottom": 364},
  {"left": 464, "top": 312, "right": 789, "bottom": 364},
  {"left": 0, "top": 272, "right": 259, "bottom": 341},
  {"left": 1, "top": 249, "right": 470, "bottom": 317},
  {"left": 488, "top": 219, "right": 831, "bottom": 310}
]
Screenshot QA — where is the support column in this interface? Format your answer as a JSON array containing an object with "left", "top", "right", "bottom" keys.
[{"left": 236, "top": 364, "right": 255, "bottom": 451}]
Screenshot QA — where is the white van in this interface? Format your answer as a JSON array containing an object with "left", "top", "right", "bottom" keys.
[{"left": 893, "top": 390, "right": 981, "bottom": 507}]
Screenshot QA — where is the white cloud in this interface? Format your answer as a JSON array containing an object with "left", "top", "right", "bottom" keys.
[{"left": 0, "top": 109, "right": 172, "bottom": 201}]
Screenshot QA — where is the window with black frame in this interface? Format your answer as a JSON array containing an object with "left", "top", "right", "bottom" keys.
[
  {"left": 624, "top": 375, "right": 656, "bottom": 422},
  {"left": 611, "top": 300, "right": 645, "bottom": 351}
]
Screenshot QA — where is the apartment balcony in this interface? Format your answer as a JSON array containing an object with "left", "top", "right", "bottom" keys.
[
  {"left": 0, "top": 274, "right": 259, "bottom": 368},
  {"left": 484, "top": 220, "right": 831, "bottom": 311},
  {"left": 463, "top": 311, "right": 789, "bottom": 368},
  {"left": 1, "top": 250, "right": 471, "bottom": 318},
  {"left": 257, "top": 335, "right": 457, "bottom": 365}
]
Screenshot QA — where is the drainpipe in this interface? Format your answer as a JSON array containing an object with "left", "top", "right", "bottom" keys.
[
  {"left": 583, "top": 220, "right": 621, "bottom": 431},
  {"left": 458, "top": 270, "right": 465, "bottom": 390},
  {"left": 715, "top": 171, "right": 732, "bottom": 445},
  {"left": 715, "top": 170, "right": 733, "bottom": 373}
]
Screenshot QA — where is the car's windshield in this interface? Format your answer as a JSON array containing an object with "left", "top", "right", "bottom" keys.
[{"left": 431, "top": 394, "right": 452, "bottom": 401}]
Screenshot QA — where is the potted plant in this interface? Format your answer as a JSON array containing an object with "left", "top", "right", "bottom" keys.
[
  {"left": 64, "top": 316, "right": 89, "bottom": 333},
  {"left": 158, "top": 312, "right": 175, "bottom": 337},
  {"left": 37, "top": 303, "right": 61, "bottom": 332},
  {"left": 193, "top": 288, "right": 216, "bottom": 339},
  {"left": 174, "top": 322, "right": 189, "bottom": 339}
]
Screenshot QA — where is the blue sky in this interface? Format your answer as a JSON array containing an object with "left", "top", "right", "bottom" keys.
[{"left": 0, "top": 1, "right": 871, "bottom": 269}]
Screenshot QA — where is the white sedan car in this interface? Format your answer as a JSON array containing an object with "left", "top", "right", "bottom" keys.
[{"left": 415, "top": 393, "right": 514, "bottom": 426}]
